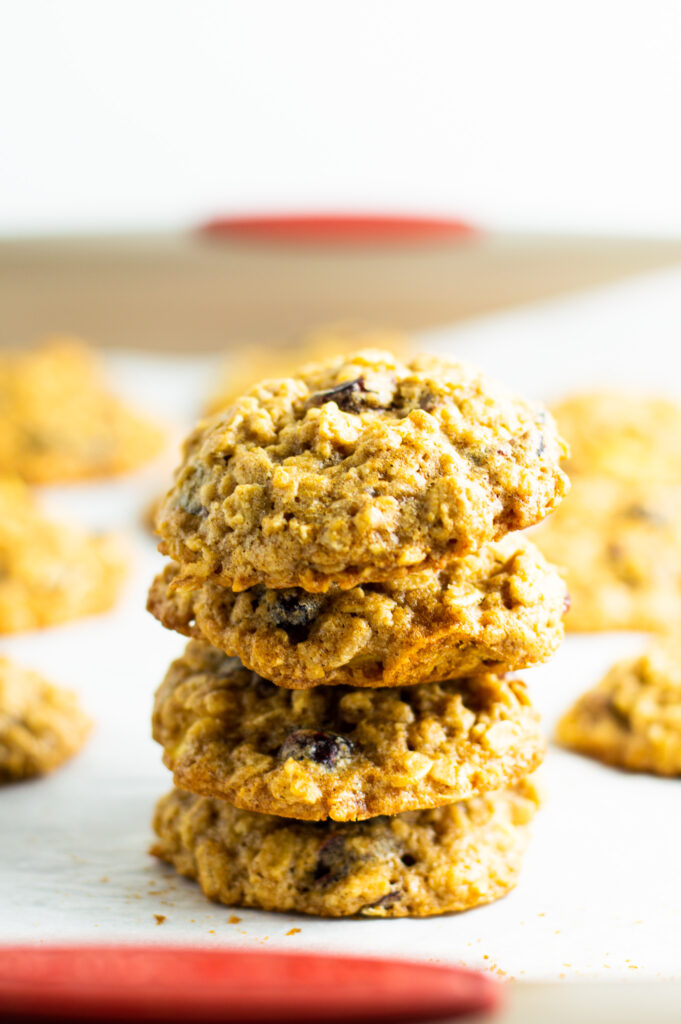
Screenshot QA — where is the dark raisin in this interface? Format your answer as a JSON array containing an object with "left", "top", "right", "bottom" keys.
[
  {"left": 418, "top": 391, "right": 438, "bottom": 412},
  {"left": 306, "top": 377, "right": 370, "bottom": 413},
  {"left": 176, "top": 468, "right": 208, "bottom": 517},
  {"left": 361, "top": 889, "right": 402, "bottom": 911},
  {"left": 620, "top": 504, "right": 667, "bottom": 527},
  {"left": 400, "top": 853, "right": 416, "bottom": 867},
  {"left": 314, "top": 835, "right": 349, "bottom": 884},
  {"left": 463, "top": 445, "right": 488, "bottom": 466},
  {"left": 277, "top": 730, "right": 354, "bottom": 768},
  {"left": 177, "top": 494, "right": 207, "bottom": 517},
  {"left": 267, "top": 590, "right": 323, "bottom": 643},
  {"left": 607, "top": 698, "right": 631, "bottom": 731},
  {"left": 535, "top": 432, "right": 546, "bottom": 457}
]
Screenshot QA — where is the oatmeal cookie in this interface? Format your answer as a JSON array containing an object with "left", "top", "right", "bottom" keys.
[
  {"left": 0, "top": 476, "right": 127, "bottom": 632},
  {"left": 152, "top": 779, "right": 539, "bottom": 918},
  {"left": 156, "top": 350, "right": 568, "bottom": 592},
  {"left": 204, "top": 323, "right": 412, "bottom": 415},
  {"left": 556, "top": 640, "right": 681, "bottom": 775},
  {"left": 152, "top": 640, "right": 544, "bottom": 821},
  {"left": 532, "top": 477, "right": 681, "bottom": 631},
  {"left": 553, "top": 390, "right": 681, "bottom": 484},
  {"left": 0, "top": 337, "right": 164, "bottom": 482},
  {"left": 148, "top": 535, "right": 567, "bottom": 689},
  {"left": 0, "top": 658, "right": 91, "bottom": 781}
]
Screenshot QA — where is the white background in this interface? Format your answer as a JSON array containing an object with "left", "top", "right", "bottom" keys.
[{"left": 1, "top": 0, "right": 681, "bottom": 237}]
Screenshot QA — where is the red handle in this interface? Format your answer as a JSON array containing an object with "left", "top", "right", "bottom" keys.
[
  {"left": 198, "top": 213, "right": 479, "bottom": 244},
  {"left": 0, "top": 945, "right": 501, "bottom": 1022}
]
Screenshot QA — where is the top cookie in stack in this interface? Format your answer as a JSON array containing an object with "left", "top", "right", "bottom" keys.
[
  {"left": 151, "top": 349, "right": 569, "bottom": 687},
  {"left": 155, "top": 350, "right": 567, "bottom": 585}
]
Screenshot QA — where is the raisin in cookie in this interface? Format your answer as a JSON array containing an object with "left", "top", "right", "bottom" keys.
[
  {"left": 0, "top": 337, "right": 164, "bottom": 482},
  {"left": 204, "top": 323, "right": 412, "bottom": 415},
  {"left": 0, "top": 658, "right": 91, "bottom": 781},
  {"left": 148, "top": 535, "right": 567, "bottom": 689},
  {"left": 553, "top": 390, "right": 681, "bottom": 484},
  {"left": 152, "top": 779, "right": 539, "bottom": 918},
  {"left": 156, "top": 350, "right": 568, "bottom": 592},
  {"left": 556, "top": 640, "right": 681, "bottom": 775},
  {"left": 0, "top": 476, "right": 127, "bottom": 632},
  {"left": 532, "top": 477, "right": 681, "bottom": 631},
  {"left": 152, "top": 640, "right": 544, "bottom": 821}
]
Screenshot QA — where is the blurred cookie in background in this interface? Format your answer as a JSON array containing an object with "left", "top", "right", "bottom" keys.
[
  {"left": 203, "top": 322, "right": 412, "bottom": 414},
  {"left": 0, "top": 658, "right": 92, "bottom": 782},
  {"left": 0, "top": 476, "right": 127, "bottom": 632},
  {"left": 532, "top": 477, "right": 681, "bottom": 631},
  {"left": 553, "top": 390, "right": 681, "bottom": 484},
  {"left": 0, "top": 337, "right": 164, "bottom": 482},
  {"left": 556, "top": 638, "right": 681, "bottom": 776}
]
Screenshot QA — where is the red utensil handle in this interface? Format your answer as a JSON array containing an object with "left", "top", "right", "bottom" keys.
[
  {"left": 0, "top": 945, "right": 501, "bottom": 1022},
  {"left": 198, "top": 213, "right": 479, "bottom": 243}
]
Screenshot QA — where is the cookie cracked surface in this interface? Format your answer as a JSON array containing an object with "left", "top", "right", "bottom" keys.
[
  {"left": 556, "top": 640, "right": 681, "bottom": 775},
  {"left": 0, "top": 658, "right": 91, "bottom": 781},
  {"left": 0, "top": 476, "right": 127, "bottom": 632},
  {"left": 152, "top": 640, "right": 544, "bottom": 821},
  {"left": 0, "top": 338, "right": 164, "bottom": 483},
  {"left": 148, "top": 535, "right": 567, "bottom": 689},
  {"left": 156, "top": 350, "right": 568, "bottom": 592}
]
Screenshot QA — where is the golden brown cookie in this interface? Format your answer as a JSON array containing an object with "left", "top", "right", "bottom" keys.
[
  {"left": 156, "top": 349, "right": 568, "bottom": 592},
  {"left": 152, "top": 779, "right": 539, "bottom": 918},
  {"left": 553, "top": 390, "right": 681, "bottom": 484},
  {"left": 148, "top": 535, "right": 567, "bottom": 689},
  {"left": 152, "top": 640, "right": 544, "bottom": 822},
  {"left": 556, "top": 640, "right": 681, "bottom": 775},
  {"left": 0, "top": 476, "right": 127, "bottom": 632},
  {"left": 0, "top": 337, "right": 164, "bottom": 482},
  {"left": 204, "top": 323, "right": 412, "bottom": 415},
  {"left": 0, "top": 657, "right": 91, "bottom": 781},
  {"left": 532, "top": 477, "right": 681, "bottom": 631}
]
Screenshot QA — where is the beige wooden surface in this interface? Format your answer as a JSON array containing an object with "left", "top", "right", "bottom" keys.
[{"left": 1, "top": 232, "right": 680, "bottom": 351}]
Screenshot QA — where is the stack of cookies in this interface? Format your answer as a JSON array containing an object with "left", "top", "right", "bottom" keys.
[{"left": 148, "top": 349, "right": 569, "bottom": 918}]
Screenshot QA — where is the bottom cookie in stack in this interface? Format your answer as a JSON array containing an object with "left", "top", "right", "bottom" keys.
[
  {"left": 150, "top": 641, "right": 543, "bottom": 918},
  {"left": 152, "top": 780, "right": 539, "bottom": 919}
]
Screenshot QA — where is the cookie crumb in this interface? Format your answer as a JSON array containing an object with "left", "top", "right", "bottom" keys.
[
  {"left": 154, "top": 914, "right": 166, "bottom": 926},
  {"left": 286, "top": 928, "right": 301, "bottom": 936},
  {"left": 228, "top": 914, "right": 241, "bottom": 924}
]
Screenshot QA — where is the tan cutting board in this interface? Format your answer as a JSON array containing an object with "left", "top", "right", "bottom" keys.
[{"left": 1, "top": 232, "right": 680, "bottom": 351}]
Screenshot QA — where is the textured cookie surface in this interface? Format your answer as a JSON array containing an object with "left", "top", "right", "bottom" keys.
[
  {"left": 204, "top": 323, "right": 412, "bottom": 415},
  {"left": 554, "top": 390, "right": 681, "bottom": 484},
  {"left": 149, "top": 535, "right": 567, "bottom": 689},
  {"left": 156, "top": 349, "right": 568, "bottom": 592},
  {"left": 152, "top": 640, "right": 544, "bottom": 821},
  {"left": 0, "top": 476, "right": 127, "bottom": 632},
  {"left": 532, "top": 477, "right": 681, "bottom": 631},
  {"left": 152, "top": 780, "right": 539, "bottom": 918},
  {"left": 0, "top": 658, "right": 91, "bottom": 781},
  {"left": 556, "top": 641, "right": 681, "bottom": 775},
  {"left": 0, "top": 337, "right": 164, "bottom": 482}
]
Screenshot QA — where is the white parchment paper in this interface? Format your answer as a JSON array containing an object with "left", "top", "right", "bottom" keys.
[{"left": 2, "top": 267, "right": 681, "bottom": 980}]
